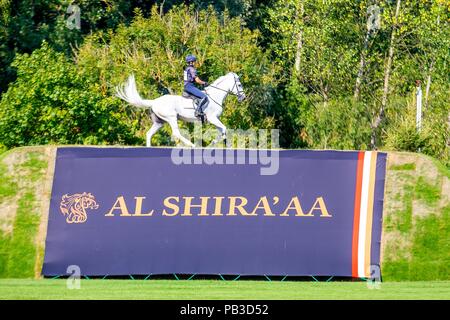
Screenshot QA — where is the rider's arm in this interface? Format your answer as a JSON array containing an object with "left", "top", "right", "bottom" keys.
[{"left": 194, "top": 76, "right": 207, "bottom": 86}]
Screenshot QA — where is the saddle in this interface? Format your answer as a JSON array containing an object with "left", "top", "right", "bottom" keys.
[{"left": 182, "top": 91, "right": 200, "bottom": 101}]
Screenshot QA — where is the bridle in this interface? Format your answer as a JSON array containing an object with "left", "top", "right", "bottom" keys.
[{"left": 206, "top": 74, "right": 246, "bottom": 103}]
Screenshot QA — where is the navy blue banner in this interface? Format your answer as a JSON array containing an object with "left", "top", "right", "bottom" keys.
[{"left": 42, "top": 148, "right": 386, "bottom": 277}]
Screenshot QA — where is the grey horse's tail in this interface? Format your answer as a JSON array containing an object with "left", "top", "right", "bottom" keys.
[{"left": 115, "top": 74, "right": 153, "bottom": 109}]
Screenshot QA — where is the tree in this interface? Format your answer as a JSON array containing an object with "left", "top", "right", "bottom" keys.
[
  {"left": 0, "top": 5, "right": 278, "bottom": 147},
  {"left": 354, "top": 1, "right": 382, "bottom": 100},
  {"left": 371, "top": 0, "right": 401, "bottom": 148},
  {"left": 0, "top": 42, "right": 139, "bottom": 147}
]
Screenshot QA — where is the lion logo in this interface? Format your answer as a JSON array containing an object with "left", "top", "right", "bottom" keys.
[{"left": 60, "top": 192, "right": 99, "bottom": 223}]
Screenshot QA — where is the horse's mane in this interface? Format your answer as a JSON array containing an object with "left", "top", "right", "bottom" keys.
[
  {"left": 210, "top": 72, "right": 235, "bottom": 87},
  {"left": 211, "top": 75, "right": 227, "bottom": 86}
]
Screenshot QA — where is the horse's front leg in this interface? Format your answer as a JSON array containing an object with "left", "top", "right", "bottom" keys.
[
  {"left": 166, "top": 117, "right": 195, "bottom": 148},
  {"left": 207, "top": 115, "right": 227, "bottom": 146}
]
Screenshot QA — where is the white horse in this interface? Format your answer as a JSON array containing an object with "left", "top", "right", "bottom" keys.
[{"left": 115, "top": 72, "right": 246, "bottom": 147}]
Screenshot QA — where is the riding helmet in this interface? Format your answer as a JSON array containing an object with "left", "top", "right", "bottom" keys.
[{"left": 186, "top": 54, "right": 197, "bottom": 63}]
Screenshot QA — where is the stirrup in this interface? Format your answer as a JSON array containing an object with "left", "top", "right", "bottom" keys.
[
  {"left": 195, "top": 111, "right": 206, "bottom": 124},
  {"left": 195, "top": 107, "right": 204, "bottom": 117}
]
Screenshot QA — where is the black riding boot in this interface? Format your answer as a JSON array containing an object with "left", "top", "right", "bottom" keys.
[{"left": 195, "top": 97, "right": 209, "bottom": 122}]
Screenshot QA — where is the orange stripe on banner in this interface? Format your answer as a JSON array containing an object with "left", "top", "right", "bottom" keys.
[
  {"left": 352, "top": 152, "right": 365, "bottom": 278},
  {"left": 364, "top": 152, "right": 378, "bottom": 277}
]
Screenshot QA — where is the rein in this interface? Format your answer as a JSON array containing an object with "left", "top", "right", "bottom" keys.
[{"left": 205, "top": 75, "right": 244, "bottom": 104}]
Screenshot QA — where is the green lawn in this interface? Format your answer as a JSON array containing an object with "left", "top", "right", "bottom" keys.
[{"left": 0, "top": 279, "right": 449, "bottom": 300}]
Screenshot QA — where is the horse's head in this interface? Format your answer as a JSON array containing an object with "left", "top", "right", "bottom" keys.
[
  {"left": 227, "top": 72, "right": 246, "bottom": 102},
  {"left": 232, "top": 73, "right": 246, "bottom": 102}
]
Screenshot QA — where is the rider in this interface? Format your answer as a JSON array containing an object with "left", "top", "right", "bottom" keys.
[{"left": 183, "top": 54, "right": 209, "bottom": 119}]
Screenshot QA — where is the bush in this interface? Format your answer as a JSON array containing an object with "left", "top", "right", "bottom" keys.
[
  {"left": 0, "top": 6, "right": 278, "bottom": 148},
  {"left": 0, "top": 42, "right": 140, "bottom": 148},
  {"left": 384, "top": 94, "right": 449, "bottom": 166},
  {"left": 287, "top": 86, "right": 373, "bottom": 150},
  {"left": 384, "top": 113, "right": 426, "bottom": 152}
]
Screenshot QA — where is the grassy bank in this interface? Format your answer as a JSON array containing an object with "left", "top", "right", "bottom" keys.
[
  {"left": 0, "top": 148, "right": 50, "bottom": 278},
  {"left": 382, "top": 153, "right": 449, "bottom": 280}
]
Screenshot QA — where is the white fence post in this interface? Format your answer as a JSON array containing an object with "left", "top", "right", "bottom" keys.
[{"left": 416, "top": 80, "right": 422, "bottom": 132}]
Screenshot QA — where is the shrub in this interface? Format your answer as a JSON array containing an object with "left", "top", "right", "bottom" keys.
[
  {"left": 384, "top": 94, "right": 449, "bottom": 166},
  {"left": 0, "top": 42, "right": 140, "bottom": 148}
]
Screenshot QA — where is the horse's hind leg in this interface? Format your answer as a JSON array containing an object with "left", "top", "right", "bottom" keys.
[
  {"left": 146, "top": 121, "right": 163, "bottom": 147},
  {"left": 166, "top": 117, "right": 195, "bottom": 147}
]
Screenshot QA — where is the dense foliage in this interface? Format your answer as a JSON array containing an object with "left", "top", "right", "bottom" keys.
[
  {"left": 0, "top": 1, "right": 448, "bottom": 164},
  {"left": 0, "top": 42, "right": 139, "bottom": 146}
]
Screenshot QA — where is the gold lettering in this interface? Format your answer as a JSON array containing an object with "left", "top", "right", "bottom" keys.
[
  {"left": 212, "top": 197, "right": 224, "bottom": 216},
  {"left": 162, "top": 196, "right": 180, "bottom": 216},
  {"left": 227, "top": 196, "right": 250, "bottom": 216},
  {"left": 308, "top": 197, "right": 332, "bottom": 217},
  {"left": 280, "top": 196, "right": 310, "bottom": 216},
  {"left": 133, "top": 196, "right": 154, "bottom": 216},
  {"left": 250, "top": 196, "right": 275, "bottom": 216},
  {"left": 105, "top": 196, "right": 131, "bottom": 216},
  {"left": 182, "top": 197, "right": 209, "bottom": 216}
]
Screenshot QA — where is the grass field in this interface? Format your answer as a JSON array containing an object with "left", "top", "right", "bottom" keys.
[{"left": 0, "top": 279, "right": 449, "bottom": 300}]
